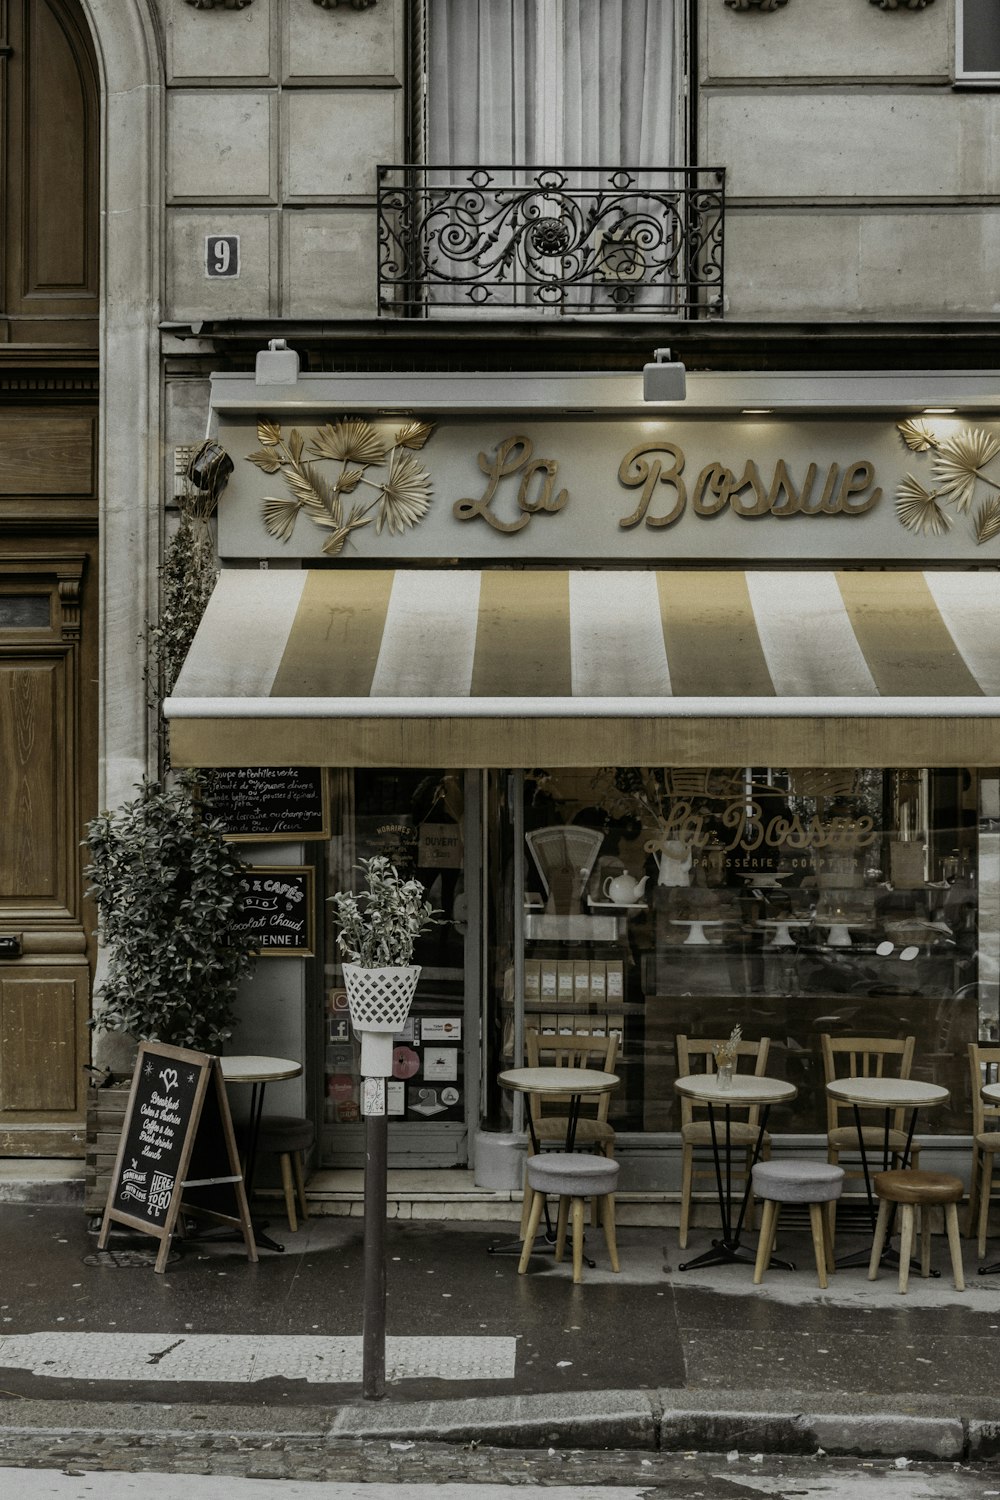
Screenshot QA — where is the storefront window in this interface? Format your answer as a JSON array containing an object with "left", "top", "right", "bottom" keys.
[{"left": 494, "top": 767, "right": 988, "bottom": 1137}]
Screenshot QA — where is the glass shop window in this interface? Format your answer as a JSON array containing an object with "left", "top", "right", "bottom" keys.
[
  {"left": 323, "top": 769, "right": 466, "bottom": 1135},
  {"left": 494, "top": 766, "right": 988, "bottom": 1139}
]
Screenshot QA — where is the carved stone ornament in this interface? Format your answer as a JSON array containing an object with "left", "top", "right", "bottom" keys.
[
  {"left": 870, "top": 0, "right": 934, "bottom": 8},
  {"left": 724, "top": 0, "right": 788, "bottom": 10},
  {"left": 313, "top": 0, "right": 378, "bottom": 9},
  {"left": 185, "top": 0, "right": 253, "bottom": 9}
]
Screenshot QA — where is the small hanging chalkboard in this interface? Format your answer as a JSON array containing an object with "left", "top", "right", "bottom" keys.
[
  {"left": 232, "top": 866, "right": 315, "bottom": 956},
  {"left": 97, "top": 1042, "right": 257, "bottom": 1273},
  {"left": 204, "top": 767, "right": 329, "bottom": 841}
]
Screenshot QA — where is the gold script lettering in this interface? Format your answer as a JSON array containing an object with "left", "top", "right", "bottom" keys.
[
  {"left": 453, "top": 435, "right": 568, "bottom": 534},
  {"left": 619, "top": 450, "right": 882, "bottom": 523},
  {"left": 617, "top": 443, "right": 687, "bottom": 529}
]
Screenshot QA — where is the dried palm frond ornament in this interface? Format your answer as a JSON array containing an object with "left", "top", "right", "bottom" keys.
[
  {"left": 248, "top": 416, "right": 435, "bottom": 556},
  {"left": 895, "top": 420, "right": 1000, "bottom": 546}
]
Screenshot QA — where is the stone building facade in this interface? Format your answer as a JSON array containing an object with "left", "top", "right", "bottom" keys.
[{"left": 3, "top": 0, "right": 1000, "bottom": 1187}]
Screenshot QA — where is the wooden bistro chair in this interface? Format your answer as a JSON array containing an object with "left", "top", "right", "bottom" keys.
[
  {"left": 967, "top": 1042, "right": 1000, "bottom": 1252},
  {"left": 519, "top": 1028, "right": 619, "bottom": 1237},
  {"left": 820, "top": 1033, "right": 921, "bottom": 1241},
  {"left": 675, "top": 1033, "right": 771, "bottom": 1251}
]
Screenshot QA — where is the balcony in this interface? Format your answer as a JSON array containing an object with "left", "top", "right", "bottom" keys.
[{"left": 376, "top": 165, "right": 725, "bottom": 319}]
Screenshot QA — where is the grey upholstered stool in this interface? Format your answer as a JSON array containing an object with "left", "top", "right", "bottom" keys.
[
  {"left": 868, "top": 1169, "right": 965, "bottom": 1294},
  {"left": 254, "top": 1115, "right": 314, "bottom": 1231},
  {"left": 518, "top": 1153, "right": 620, "bottom": 1283},
  {"left": 751, "top": 1159, "right": 844, "bottom": 1288}
]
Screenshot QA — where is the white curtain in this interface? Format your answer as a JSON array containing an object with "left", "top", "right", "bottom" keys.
[{"left": 426, "top": 0, "right": 679, "bottom": 168}]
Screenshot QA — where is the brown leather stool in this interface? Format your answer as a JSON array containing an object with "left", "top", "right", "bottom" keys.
[{"left": 867, "top": 1170, "right": 965, "bottom": 1294}]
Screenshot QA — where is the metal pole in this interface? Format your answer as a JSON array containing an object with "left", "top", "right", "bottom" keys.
[{"left": 362, "top": 1110, "right": 388, "bottom": 1400}]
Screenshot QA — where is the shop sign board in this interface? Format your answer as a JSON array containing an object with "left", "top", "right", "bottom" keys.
[
  {"left": 233, "top": 866, "right": 315, "bottom": 956},
  {"left": 97, "top": 1042, "right": 255, "bottom": 1273},
  {"left": 205, "top": 767, "right": 329, "bottom": 841},
  {"left": 216, "top": 412, "right": 1000, "bottom": 565}
]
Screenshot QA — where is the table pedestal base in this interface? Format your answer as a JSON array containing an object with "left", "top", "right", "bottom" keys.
[{"left": 679, "top": 1237, "right": 794, "bottom": 1273}]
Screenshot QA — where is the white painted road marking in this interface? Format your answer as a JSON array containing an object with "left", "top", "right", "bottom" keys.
[{"left": 0, "top": 1332, "right": 516, "bottom": 1383}]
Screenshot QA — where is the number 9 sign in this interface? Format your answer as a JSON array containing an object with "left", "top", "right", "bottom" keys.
[{"left": 205, "top": 234, "right": 240, "bottom": 279}]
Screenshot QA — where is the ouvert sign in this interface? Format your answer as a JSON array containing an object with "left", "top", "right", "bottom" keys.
[{"left": 215, "top": 409, "right": 1000, "bottom": 566}]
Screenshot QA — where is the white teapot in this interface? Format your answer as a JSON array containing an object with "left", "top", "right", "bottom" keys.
[{"left": 603, "top": 871, "right": 648, "bottom": 905}]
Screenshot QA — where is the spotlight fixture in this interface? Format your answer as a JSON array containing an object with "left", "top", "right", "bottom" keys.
[
  {"left": 642, "top": 347, "right": 686, "bottom": 403},
  {"left": 255, "top": 337, "right": 300, "bottom": 385}
]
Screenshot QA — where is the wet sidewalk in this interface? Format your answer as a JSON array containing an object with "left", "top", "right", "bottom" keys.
[{"left": 1, "top": 1202, "right": 999, "bottom": 1459}]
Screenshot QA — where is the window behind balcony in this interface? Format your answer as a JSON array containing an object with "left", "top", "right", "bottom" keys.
[
  {"left": 378, "top": 1, "right": 718, "bottom": 317},
  {"left": 423, "top": 0, "right": 684, "bottom": 169}
]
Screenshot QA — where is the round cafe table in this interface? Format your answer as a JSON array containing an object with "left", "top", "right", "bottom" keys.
[
  {"left": 220, "top": 1055, "right": 303, "bottom": 1253},
  {"left": 825, "top": 1074, "right": 948, "bottom": 1269},
  {"left": 674, "top": 1072, "right": 796, "bottom": 1271},
  {"left": 979, "top": 1081, "right": 1000, "bottom": 1275},
  {"left": 498, "top": 1065, "right": 619, "bottom": 1155}
]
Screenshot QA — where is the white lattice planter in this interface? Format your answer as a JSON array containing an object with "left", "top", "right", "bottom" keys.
[{"left": 343, "top": 963, "right": 421, "bottom": 1077}]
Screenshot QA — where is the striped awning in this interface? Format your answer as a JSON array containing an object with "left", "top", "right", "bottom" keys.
[{"left": 165, "top": 568, "right": 1000, "bottom": 768}]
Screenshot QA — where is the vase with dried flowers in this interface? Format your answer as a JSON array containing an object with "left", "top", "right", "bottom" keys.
[{"left": 713, "top": 1024, "right": 742, "bottom": 1089}]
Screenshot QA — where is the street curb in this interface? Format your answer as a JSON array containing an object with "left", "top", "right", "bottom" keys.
[
  {"left": 331, "top": 1389, "right": 659, "bottom": 1450},
  {"left": 0, "top": 1392, "right": 995, "bottom": 1462},
  {"left": 330, "top": 1388, "right": 979, "bottom": 1460}
]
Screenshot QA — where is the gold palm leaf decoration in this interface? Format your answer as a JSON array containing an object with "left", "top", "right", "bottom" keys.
[
  {"left": 261, "top": 497, "right": 302, "bottom": 543},
  {"left": 932, "top": 429, "right": 1000, "bottom": 512},
  {"left": 249, "top": 415, "right": 436, "bottom": 551},
  {"left": 375, "top": 453, "right": 433, "bottom": 535},
  {"left": 975, "top": 497, "right": 1000, "bottom": 546},
  {"left": 395, "top": 420, "right": 435, "bottom": 451},
  {"left": 895, "top": 475, "right": 952, "bottom": 537},
  {"left": 897, "top": 419, "right": 940, "bottom": 453},
  {"left": 308, "top": 419, "right": 388, "bottom": 466}
]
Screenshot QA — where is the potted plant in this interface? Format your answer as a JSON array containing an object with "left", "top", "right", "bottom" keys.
[
  {"left": 83, "top": 772, "right": 257, "bottom": 1054},
  {"left": 81, "top": 773, "right": 256, "bottom": 1212},
  {"left": 329, "top": 856, "right": 442, "bottom": 1072}
]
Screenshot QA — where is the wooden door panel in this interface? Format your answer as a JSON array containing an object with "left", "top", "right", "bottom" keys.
[
  {"left": 0, "top": 411, "right": 96, "bottom": 495},
  {"left": 0, "top": 658, "right": 72, "bottom": 916},
  {"left": 0, "top": 968, "right": 83, "bottom": 1112},
  {"left": 1, "top": 0, "right": 99, "bottom": 342}
]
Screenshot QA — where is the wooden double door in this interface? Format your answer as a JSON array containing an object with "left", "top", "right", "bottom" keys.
[
  {"left": 0, "top": 0, "right": 100, "bottom": 1154},
  {"left": 0, "top": 536, "right": 98, "bottom": 1155}
]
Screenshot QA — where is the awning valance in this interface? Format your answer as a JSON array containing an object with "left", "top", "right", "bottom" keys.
[{"left": 164, "top": 568, "right": 1000, "bottom": 769}]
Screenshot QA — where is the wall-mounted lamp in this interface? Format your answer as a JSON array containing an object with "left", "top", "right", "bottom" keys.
[
  {"left": 642, "top": 348, "right": 687, "bottom": 403},
  {"left": 255, "top": 338, "right": 300, "bottom": 386}
]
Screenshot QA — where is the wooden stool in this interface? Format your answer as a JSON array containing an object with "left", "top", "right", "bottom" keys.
[
  {"left": 868, "top": 1170, "right": 965, "bottom": 1294},
  {"left": 751, "top": 1159, "right": 844, "bottom": 1289},
  {"left": 518, "top": 1153, "right": 620, "bottom": 1284},
  {"left": 254, "top": 1115, "right": 314, "bottom": 1232}
]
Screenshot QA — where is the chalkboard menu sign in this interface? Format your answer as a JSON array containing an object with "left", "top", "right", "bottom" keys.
[
  {"left": 97, "top": 1042, "right": 256, "bottom": 1273},
  {"left": 233, "top": 866, "right": 315, "bottom": 956},
  {"left": 205, "top": 767, "right": 329, "bottom": 841}
]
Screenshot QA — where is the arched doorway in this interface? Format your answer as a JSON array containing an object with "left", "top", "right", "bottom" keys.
[{"left": 0, "top": 0, "right": 99, "bottom": 1154}]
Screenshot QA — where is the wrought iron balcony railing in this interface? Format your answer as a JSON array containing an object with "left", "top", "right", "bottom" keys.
[{"left": 376, "top": 165, "right": 725, "bottom": 318}]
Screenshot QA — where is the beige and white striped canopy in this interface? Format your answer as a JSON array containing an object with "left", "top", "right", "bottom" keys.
[{"left": 165, "top": 568, "right": 1000, "bottom": 768}]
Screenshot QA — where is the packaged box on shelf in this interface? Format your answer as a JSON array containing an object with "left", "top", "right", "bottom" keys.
[
  {"left": 540, "top": 959, "right": 558, "bottom": 1000},
  {"left": 574, "top": 959, "right": 591, "bottom": 1003},
  {"left": 606, "top": 959, "right": 624, "bottom": 1001},
  {"left": 557, "top": 961, "right": 575, "bottom": 1002},
  {"left": 524, "top": 960, "right": 541, "bottom": 1001},
  {"left": 590, "top": 962, "right": 607, "bottom": 1004}
]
